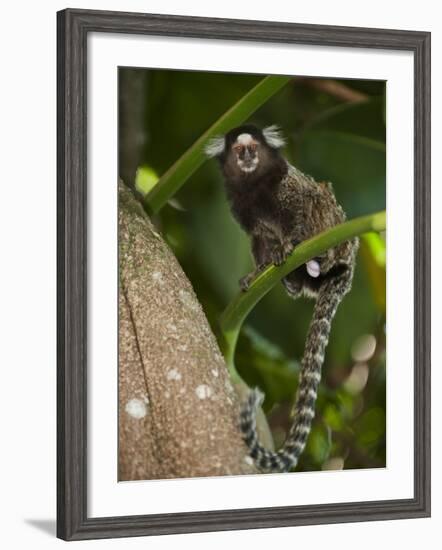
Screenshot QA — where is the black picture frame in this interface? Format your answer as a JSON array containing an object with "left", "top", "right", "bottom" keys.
[{"left": 57, "top": 8, "right": 431, "bottom": 541}]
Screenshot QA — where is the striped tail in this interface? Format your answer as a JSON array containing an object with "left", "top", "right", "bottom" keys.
[{"left": 240, "top": 268, "right": 353, "bottom": 472}]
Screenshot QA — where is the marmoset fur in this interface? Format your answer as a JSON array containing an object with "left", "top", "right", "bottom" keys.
[{"left": 205, "top": 124, "right": 359, "bottom": 473}]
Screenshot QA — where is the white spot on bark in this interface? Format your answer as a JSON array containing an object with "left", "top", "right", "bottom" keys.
[
  {"left": 211, "top": 368, "right": 219, "bottom": 378},
  {"left": 195, "top": 384, "right": 212, "bottom": 399},
  {"left": 152, "top": 271, "right": 164, "bottom": 284},
  {"left": 224, "top": 379, "right": 234, "bottom": 394},
  {"left": 167, "top": 368, "right": 182, "bottom": 381},
  {"left": 178, "top": 289, "right": 199, "bottom": 312},
  {"left": 244, "top": 456, "right": 254, "bottom": 466},
  {"left": 125, "top": 398, "right": 148, "bottom": 419}
]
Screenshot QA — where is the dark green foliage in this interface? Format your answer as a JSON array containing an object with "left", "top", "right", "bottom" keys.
[{"left": 121, "top": 68, "right": 386, "bottom": 472}]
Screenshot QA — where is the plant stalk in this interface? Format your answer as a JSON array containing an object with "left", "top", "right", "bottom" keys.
[{"left": 219, "top": 210, "right": 386, "bottom": 379}]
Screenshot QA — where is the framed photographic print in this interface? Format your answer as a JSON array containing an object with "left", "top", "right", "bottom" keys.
[{"left": 57, "top": 8, "right": 431, "bottom": 541}]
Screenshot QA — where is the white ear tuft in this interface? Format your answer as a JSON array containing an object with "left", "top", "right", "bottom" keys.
[
  {"left": 262, "top": 125, "right": 286, "bottom": 149},
  {"left": 204, "top": 135, "right": 225, "bottom": 158}
]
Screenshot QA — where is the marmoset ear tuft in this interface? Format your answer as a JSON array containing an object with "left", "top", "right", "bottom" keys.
[
  {"left": 204, "top": 135, "right": 225, "bottom": 158},
  {"left": 262, "top": 125, "right": 286, "bottom": 149}
]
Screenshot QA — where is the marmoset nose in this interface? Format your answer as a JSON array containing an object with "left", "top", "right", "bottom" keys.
[{"left": 244, "top": 148, "right": 253, "bottom": 161}]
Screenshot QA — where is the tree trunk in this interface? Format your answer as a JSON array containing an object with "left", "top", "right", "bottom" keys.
[{"left": 118, "top": 181, "right": 261, "bottom": 480}]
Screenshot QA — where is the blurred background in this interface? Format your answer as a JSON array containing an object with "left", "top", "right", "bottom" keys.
[{"left": 119, "top": 68, "right": 386, "bottom": 472}]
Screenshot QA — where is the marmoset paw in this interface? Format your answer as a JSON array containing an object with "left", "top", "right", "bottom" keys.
[
  {"left": 271, "top": 244, "right": 293, "bottom": 266},
  {"left": 282, "top": 240, "right": 295, "bottom": 258},
  {"left": 239, "top": 273, "right": 253, "bottom": 291},
  {"left": 270, "top": 248, "right": 285, "bottom": 266}
]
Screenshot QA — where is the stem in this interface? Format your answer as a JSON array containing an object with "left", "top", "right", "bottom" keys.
[
  {"left": 219, "top": 210, "right": 386, "bottom": 378},
  {"left": 144, "top": 75, "right": 291, "bottom": 214}
]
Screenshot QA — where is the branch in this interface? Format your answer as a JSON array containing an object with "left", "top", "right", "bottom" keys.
[
  {"left": 218, "top": 211, "right": 386, "bottom": 380},
  {"left": 144, "top": 75, "right": 291, "bottom": 214},
  {"left": 301, "top": 78, "right": 369, "bottom": 103}
]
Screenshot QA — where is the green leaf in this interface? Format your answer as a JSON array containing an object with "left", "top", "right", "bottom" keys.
[
  {"left": 323, "top": 404, "right": 344, "bottom": 431},
  {"left": 296, "top": 130, "right": 386, "bottom": 218},
  {"left": 355, "top": 407, "right": 386, "bottom": 446},
  {"left": 305, "top": 98, "right": 386, "bottom": 142},
  {"left": 236, "top": 325, "right": 300, "bottom": 409},
  {"left": 144, "top": 75, "right": 291, "bottom": 213},
  {"left": 186, "top": 180, "right": 252, "bottom": 301},
  {"left": 135, "top": 165, "right": 159, "bottom": 195},
  {"left": 307, "top": 426, "right": 331, "bottom": 464},
  {"left": 359, "top": 233, "right": 386, "bottom": 314},
  {"left": 362, "top": 232, "right": 386, "bottom": 268}
]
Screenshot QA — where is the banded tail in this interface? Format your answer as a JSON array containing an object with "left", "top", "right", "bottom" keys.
[{"left": 240, "top": 266, "right": 354, "bottom": 473}]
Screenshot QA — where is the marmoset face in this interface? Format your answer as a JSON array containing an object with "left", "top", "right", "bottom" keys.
[
  {"left": 204, "top": 124, "right": 286, "bottom": 182},
  {"left": 231, "top": 133, "right": 260, "bottom": 174}
]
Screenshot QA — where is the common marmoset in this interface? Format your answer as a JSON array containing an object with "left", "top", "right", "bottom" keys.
[{"left": 205, "top": 124, "right": 359, "bottom": 473}]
